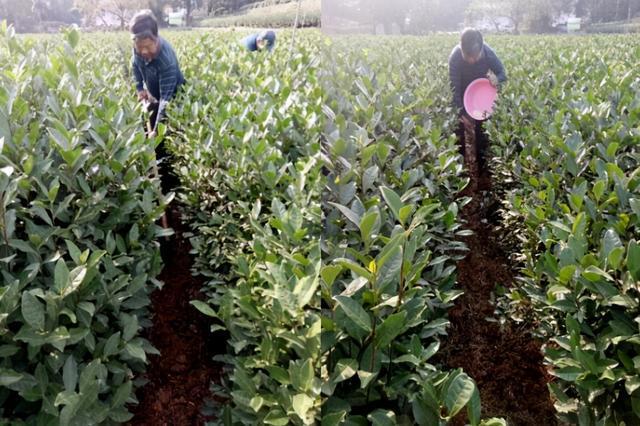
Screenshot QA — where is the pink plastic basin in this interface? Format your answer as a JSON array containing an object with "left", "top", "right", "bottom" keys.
[{"left": 464, "top": 78, "right": 497, "bottom": 120}]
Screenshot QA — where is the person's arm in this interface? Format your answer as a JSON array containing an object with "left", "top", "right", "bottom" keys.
[
  {"left": 132, "top": 56, "right": 145, "bottom": 94},
  {"left": 487, "top": 47, "right": 507, "bottom": 85},
  {"left": 448, "top": 48, "right": 464, "bottom": 113},
  {"left": 153, "top": 50, "right": 180, "bottom": 132}
]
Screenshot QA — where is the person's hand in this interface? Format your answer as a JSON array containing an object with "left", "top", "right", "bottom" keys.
[
  {"left": 137, "top": 89, "right": 149, "bottom": 102},
  {"left": 487, "top": 70, "right": 498, "bottom": 88},
  {"left": 148, "top": 130, "right": 157, "bottom": 139}
]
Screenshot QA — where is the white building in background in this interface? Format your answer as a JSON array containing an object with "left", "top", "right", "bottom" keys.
[
  {"left": 553, "top": 13, "right": 582, "bottom": 32},
  {"left": 469, "top": 13, "right": 582, "bottom": 33},
  {"left": 166, "top": 8, "right": 187, "bottom": 26},
  {"left": 471, "top": 16, "right": 515, "bottom": 33},
  {"left": 567, "top": 17, "right": 582, "bottom": 32}
]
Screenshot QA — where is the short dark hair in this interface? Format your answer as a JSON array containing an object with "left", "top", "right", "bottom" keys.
[
  {"left": 461, "top": 28, "right": 483, "bottom": 57},
  {"left": 130, "top": 11, "right": 158, "bottom": 40}
]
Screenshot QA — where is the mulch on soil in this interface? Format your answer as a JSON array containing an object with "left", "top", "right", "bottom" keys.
[
  {"left": 128, "top": 208, "right": 223, "bottom": 426},
  {"left": 439, "top": 129, "right": 558, "bottom": 425}
]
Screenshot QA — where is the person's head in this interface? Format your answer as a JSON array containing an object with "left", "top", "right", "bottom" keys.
[
  {"left": 256, "top": 30, "right": 276, "bottom": 51},
  {"left": 460, "top": 28, "right": 483, "bottom": 64},
  {"left": 130, "top": 11, "right": 160, "bottom": 61}
]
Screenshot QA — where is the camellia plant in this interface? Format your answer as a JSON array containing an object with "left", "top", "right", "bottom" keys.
[
  {"left": 166, "top": 31, "right": 323, "bottom": 424},
  {"left": 487, "top": 35, "right": 640, "bottom": 424},
  {"left": 319, "top": 37, "right": 504, "bottom": 425},
  {"left": 0, "top": 25, "right": 170, "bottom": 424}
]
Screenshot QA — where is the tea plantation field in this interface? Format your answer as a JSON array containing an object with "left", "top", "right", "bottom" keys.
[{"left": 0, "top": 23, "right": 638, "bottom": 425}]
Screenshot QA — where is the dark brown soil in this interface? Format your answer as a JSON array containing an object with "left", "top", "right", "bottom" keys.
[
  {"left": 439, "top": 133, "right": 558, "bottom": 425},
  {"left": 128, "top": 208, "right": 223, "bottom": 426}
]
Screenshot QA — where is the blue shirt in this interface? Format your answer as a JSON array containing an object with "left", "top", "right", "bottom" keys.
[
  {"left": 448, "top": 43, "right": 507, "bottom": 111},
  {"left": 132, "top": 37, "right": 185, "bottom": 128}
]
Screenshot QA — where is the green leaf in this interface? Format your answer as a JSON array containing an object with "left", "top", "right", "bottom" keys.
[
  {"left": 0, "top": 368, "right": 23, "bottom": 387},
  {"left": 357, "top": 369, "right": 378, "bottom": 389},
  {"left": 582, "top": 265, "right": 613, "bottom": 282},
  {"left": 111, "top": 380, "right": 132, "bottom": 408},
  {"left": 367, "top": 409, "right": 396, "bottom": 426},
  {"left": 21, "top": 291, "right": 45, "bottom": 331},
  {"left": 263, "top": 409, "right": 289, "bottom": 425},
  {"left": 322, "top": 411, "right": 347, "bottom": 426},
  {"left": 380, "top": 186, "right": 404, "bottom": 224},
  {"left": 553, "top": 366, "right": 582, "bottom": 381},
  {"left": 293, "top": 275, "right": 318, "bottom": 308},
  {"left": 444, "top": 372, "right": 477, "bottom": 419},
  {"left": 65, "top": 240, "right": 82, "bottom": 265},
  {"left": 627, "top": 240, "right": 640, "bottom": 281},
  {"left": 625, "top": 376, "right": 640, "bottom": 395},
  {"left": 592, "top": 180, "right": 605, "bottom": 202},
  {"left": 301, "top": 359, "right": 315, "bottom": 392},
  {"left": 558, "top": 265, "right": 576, "bottom": 284},
  {"left": 190, "top": 300, "right": 218, "bottom": 318},
  {"left": 54, "top": 259, "right": 70, "bottom": 294},
  {"left": 375, "top": 232, "right": 405, "bottom": 272},
  {"left": 374, "top": 311, "right": 406, "bottom": 348},
  {"left": 266, "top": 365, "right": 290, "bottom": 385},
  {"left": 63, "top": 355, "right": 77, "bottom": 392},
  {"left": 608, "top": 247, "right": 625, "bottom": 270},
  {"left": 124, "top": 342, "right": 146, "bottom": 362},
  {"left": 398, "top": 205, "right": 414, "bottom": 225},
  {"left": 602, "top": 229, "right": 623, "bottom": 263},
  {"left": 321, "top": 265, "right": 343, "bottom": 286},
  {"left": 62, "top": 266, "right": 86, "bottom": 297},
  {"left": 549, "top": 220, "right": 571, "bottom": 234},
  {"left": 330, "top": 202, "right": 361, "bottom": 226},
  {"left": 359, "top": 211, "right": 379, "bottom": 243},
  {"left": 334, "top": 295, "right": 372, "bottom": 333},
  {"left": 468, "top": 386, "right": 481, "bottom": 426},
  {"left": 340, "top": 277, "right": 368, "bottom": 297},
  {"left": 334, "top": 258, "right": 372, "bottom": 281},
  {"left": 48, "top": 128, "right": 71, "bottom": 151},
  {"left": 332, "top": 359, "right": 357, "bottom": 384},
  {"left": 122, "top": 314, "right": 139, "bottom": 341},
  {"left": 47, "top": 326, "right": 71, "bottom": 352},
  {"left": 249, "top": 395, "right": 264, "bottom": 412},
  {"left": 54, "top": 390, "right": 79, "bottom": 407},
  {"left": 292, "top": 393, "right": 315, "bottom": 418},
  {"left": 103, "top": 332, "right": 121, "bottom": 358},
  {"left": 0, "top": 345, "right": 20, "bottom": 357}
]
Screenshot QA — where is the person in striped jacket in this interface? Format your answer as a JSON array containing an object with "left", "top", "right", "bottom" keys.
[{"left": 130, "top": 10, "right": 185, "bottom": 199}]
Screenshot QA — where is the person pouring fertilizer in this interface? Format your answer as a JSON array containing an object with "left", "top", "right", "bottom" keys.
[{"left": 448, "top": 28, "right": 506, "bottom": 170}]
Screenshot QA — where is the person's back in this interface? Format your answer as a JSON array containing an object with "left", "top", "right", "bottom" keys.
[{"left": 242, "top": 30, "right": 276, "bottom": 52}]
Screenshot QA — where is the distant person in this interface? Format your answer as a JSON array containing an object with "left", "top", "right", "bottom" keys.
[
  {"left": 242, "top": 30, "right": 277, "bottom": 52},
  {"left": 448, "top": 28, "right": 506, "bottom": 170},
  {"left": 130, "top": 10, "right": 185, "bottom": 196}
]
